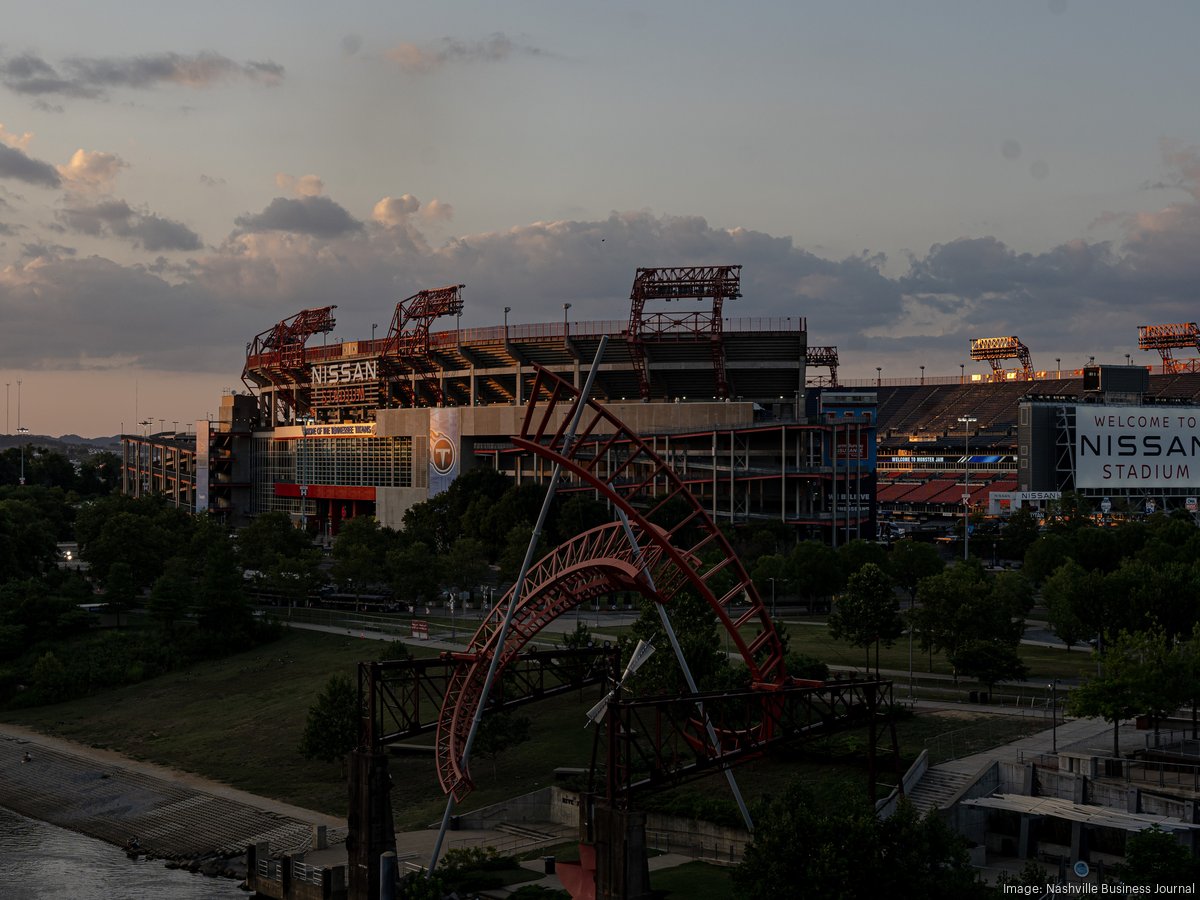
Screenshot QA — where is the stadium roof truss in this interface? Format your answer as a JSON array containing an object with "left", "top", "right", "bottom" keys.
[
  {"left": 1137, "top": 322, "right": 1200, "bottom": 374},
  {"left": 970, "top": 335, "right": 1033, "bottom": 381},
  {"left": 628, "top": 265, "right": 742, "bottom": 401}
]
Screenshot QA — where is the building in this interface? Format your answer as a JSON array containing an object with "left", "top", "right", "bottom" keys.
[
  {"left": 122, "top": 267, "right": 877, "bottom": 544},
  {"left": 1017, "top": 364, "right": 1200, "bottom": 516}
]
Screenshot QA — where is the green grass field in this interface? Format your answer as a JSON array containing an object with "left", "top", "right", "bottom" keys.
[{"left": 0, "top": 623, "right": 1057, "bottom": 831}]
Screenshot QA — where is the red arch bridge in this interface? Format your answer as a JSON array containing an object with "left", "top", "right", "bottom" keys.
[{"left": 346, "top": 363, "right": 899, "bottom": 900}]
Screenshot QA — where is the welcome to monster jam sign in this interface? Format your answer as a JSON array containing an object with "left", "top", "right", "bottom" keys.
[{"left": 1075, "top": 405, "right": 1200, "bottom": 489}]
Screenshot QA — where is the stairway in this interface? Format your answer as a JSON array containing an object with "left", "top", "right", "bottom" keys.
[{"left": 904, "top": 767, "right": 973, "bottom": 815}]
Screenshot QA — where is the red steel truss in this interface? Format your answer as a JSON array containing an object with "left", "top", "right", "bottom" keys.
[
  {"left": 384, "top": 284, "right": 465, "bottom": 406},
  {"left": 600, "top": 678, "right": 897, "bottom": 805},
  {"left": 969, "top": 335, "right": 1033, "bottom": 381},
  {"left": 627, "top": 266, "right": 742, "bottom": 401},
  {"left": 1138, "top": 322, "right": 1200, "bottom": 374},
  {"left": 359, "top": 647, "right": 617, "bottom": 750},
  {"left": 434, "top": 363, "right": 787, "bottom": 802},
  {"left": 805, "top": 345, "right": 839, "bottom": 387},
  {"left": 241, "top": 305, "right": 338, "bottom": 412}
]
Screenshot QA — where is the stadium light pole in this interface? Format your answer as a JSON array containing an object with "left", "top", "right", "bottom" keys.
[{"left": 958, "top": 415, "right": 977, "bottom": 561}]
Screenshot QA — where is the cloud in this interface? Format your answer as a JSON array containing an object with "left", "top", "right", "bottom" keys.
[
  {"left": 386, "top": 33, "right": 549, "bottom": 74},
  {"left": 235, "top": 196, "right": 363, "bottom": 238},
  {"left": 275, "top": 173, "right": 324, "bottom": 197},
  {"left": 57, "top": 199, "right": 202, "bottom": 251},
  {"left": 9, "top": 141, "right": 1200, "bottom": 383},
  {"left": 372, "top": 194, "right": 420, "bottom": 227},
  {"left": 57, "top": 148, "right": 126, "bottom": 192},
  {"left": 20, "top": 241, "right": 74, "bottom": 259},
  {"left": 0, "top": 50, "right": 284, "bottom": 100},
  {"left": 420, "top": 198, "right": 454, "bottom": 223},
  {"left": 0, "top": 53, "right": 100, "bottom": 99},
  {"left": 0, "top": 123, "right": 33, "bottom": 151},
  {"left": 0, "top": 142, "right": 60, "bottom": 187}
]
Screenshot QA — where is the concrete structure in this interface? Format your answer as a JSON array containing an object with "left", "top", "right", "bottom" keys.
[{"left": 121, "top": 296, "right": 877, "bottom": 543}]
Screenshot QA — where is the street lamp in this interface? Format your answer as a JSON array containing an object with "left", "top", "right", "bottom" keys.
[
  {"left": 504, "top": 306, "right": 511, "bottom": 330},
  {"left": 958, "top": 415, "right": 977, "bottom": 562},
  {"left": 1056, "top": 357, "right": 1061, "bottom": 378},
  {"left": 1049, "top": 680, "right": 1059, "bottom": 753},
  {"left": 920, "top": 365, "right": 925, "bottom": 385},
  {"left": 563, "top": 302, "right": 572, "bottom": 338},
  {"left": 959, "top": 363, "right": 964, "bottom": 384},
  {"left": 876, "top": 366, "right": 882, "bottom": 387},
  {"left": 371, "top": 322, "right": 377, "bottom": 343},
  {"left": 17, "top": 425, "right": 29, "bottom": 485}
]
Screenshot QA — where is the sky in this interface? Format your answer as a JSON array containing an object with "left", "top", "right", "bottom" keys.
[{"left": 3, "top": 0, "right": 1200, "bottom": 437}]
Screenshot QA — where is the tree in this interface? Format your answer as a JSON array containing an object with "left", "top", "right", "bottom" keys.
[
  {"left": 998, "top": 506, "right": 1040, "bottom": 561},
  {"left": 1022, "top": 532, "right": 1071, "bottom": 586},
  {"left": 148, "top": 556, "right": 193, "bottom": 636},
  {"left": 837, "top": 539, "right": 888, "bottom": 579},
  {"left": 497, "top": 521, "right": 545, "bottom": 583},
  {"left": 103, "top": 560, "right": 138, "bottom": 627},
  {"left": 785, "top": 541, "right": 843, "bottom": 612},
  {"left": 300, "top": 674, "right": 360, "bottom": 769},
  {"left": 733, "top": 786, "right": 990, "bottom": 900},
  {"left": 622, "top": 589, "right": 731, "bottom": 695},
  {"left": 388, "top": 540, "right": 440, "bottom": 606},
  {"left": 332, "top": 516, "right": 393, "bottom": 599},
  {"left": 237, "top": 510, "right": 314, "bottom": 572},
  {"left": 889, "top": 540, "right": 943, "bottom": 604},
  {"left": 193, "top": 521, "right": 253, "bottom": 641},
  {"left": 1068, "top": 629, "right": 1188, "bottom": 759},
  {"left": 473, "top": 711, "right": 532, "bottom": 776},
  {"left": 442, "top": 536, "right": 489, "bottom": 598},
  {"left": 949, "top": 639, "right": 1028, "bottom": 696},
  {"left": 1115, "top": 825, "right": 1199, "bottom": 887},
  {"left": 561, "top": 620, "right": 593, "bottom": 649},
  {"left": 828, "top": 563, "right": 903, "bottom": 676},
  {"left": 913, "top": 562, "right": 1023, "bottom": 682}
]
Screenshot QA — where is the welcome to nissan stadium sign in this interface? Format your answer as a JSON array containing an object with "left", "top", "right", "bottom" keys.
[{"left": 1075, "top": 405, "right": 1200, "bottom": 488}]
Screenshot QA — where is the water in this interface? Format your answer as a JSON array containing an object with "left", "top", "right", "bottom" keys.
[{"left": 0, "top": 807, "right": 243, "bottom": 899}]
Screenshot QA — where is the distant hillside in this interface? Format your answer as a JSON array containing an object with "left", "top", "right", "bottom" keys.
[{"left": 0, "top": 433, "right": 121, "bottom": 459}]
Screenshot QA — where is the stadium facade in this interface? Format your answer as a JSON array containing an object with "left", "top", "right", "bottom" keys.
[
  {"left": 122, "top": 268, "right": 877, "bottom": 543},
  {"left": 121, "top": 266, "right": 1200, "bottom": 534}
]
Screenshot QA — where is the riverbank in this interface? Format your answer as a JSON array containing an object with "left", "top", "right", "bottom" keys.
[{"left": 0, "top": 722, "right": 345, "bottom": 877}]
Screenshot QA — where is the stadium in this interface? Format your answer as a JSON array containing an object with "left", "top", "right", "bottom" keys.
[{"left": 120, "top": 267, "right": 1200, "bottom": 538}]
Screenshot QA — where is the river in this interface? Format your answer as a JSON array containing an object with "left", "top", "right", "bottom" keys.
[{"left": 0, "top": 807, "right": 243, "bottom": 899}]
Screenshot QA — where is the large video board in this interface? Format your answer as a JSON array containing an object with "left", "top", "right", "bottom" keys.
[{"left": 1075, "top": 405, "right": 1200, "bottom": 489}]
